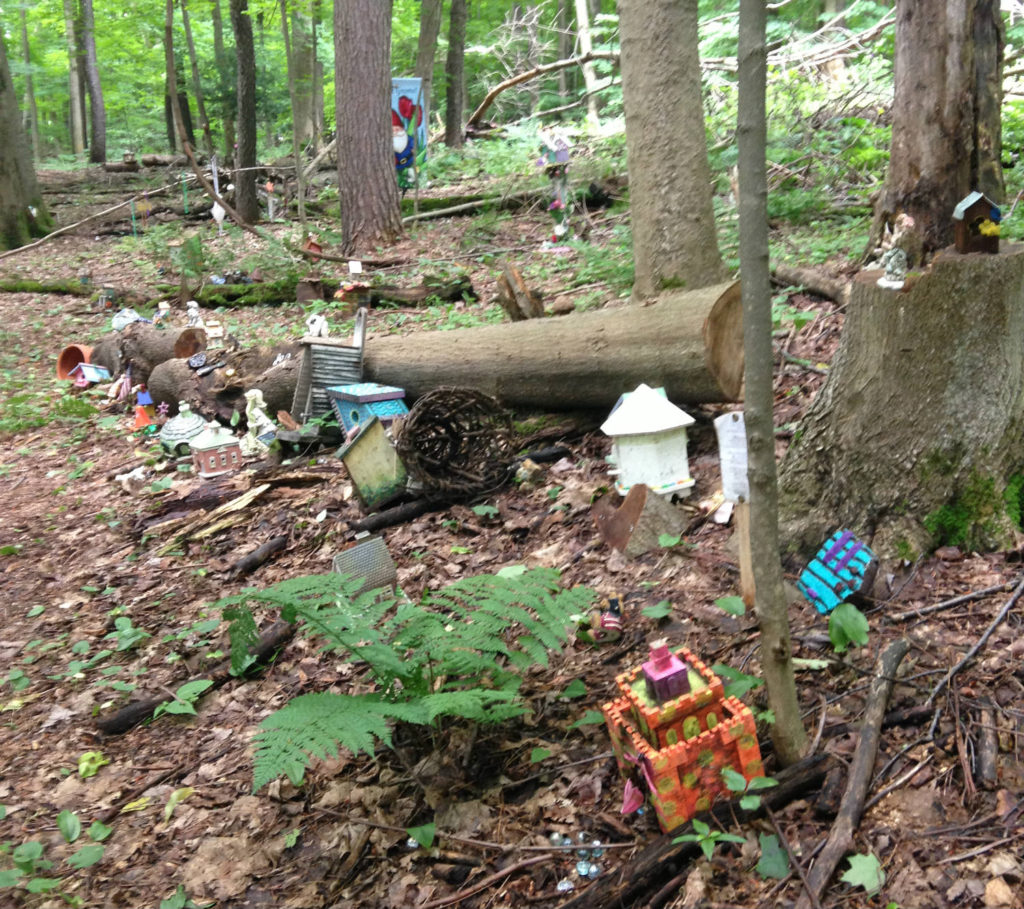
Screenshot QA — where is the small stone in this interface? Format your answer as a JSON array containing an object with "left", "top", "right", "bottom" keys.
[
  {"left": 556, "top": 879, "right": 575, "bottom": 893},
  {"left": 405, "top": 837, "right": 420, "bottom": 850}
]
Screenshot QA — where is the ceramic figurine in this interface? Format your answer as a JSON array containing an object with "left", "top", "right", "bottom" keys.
[
  {"left": 877, "top": 247, "right": 908, "bottom": 290},
  {"left": 306, "top": 313, "right": 330, "bottom": 338},
  {"left": 186, "top": 300, "right": 205, "bottom": 329},
  {"left": 239, "top": 389, "right": 277, "bottom": 455},
  {"left": 642, "top": 640, "right": 691, "bottom": 703}
]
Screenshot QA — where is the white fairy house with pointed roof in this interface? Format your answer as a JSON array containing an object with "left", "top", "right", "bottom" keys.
[{"left": 601, "top": 383, "right": 696, "bottom": 497}]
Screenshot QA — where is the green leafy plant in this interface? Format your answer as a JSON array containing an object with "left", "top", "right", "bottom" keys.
[
  {"left": 721, "top": 768, "right": 778, "bottom": 811},
  {"left": 642, "top": 600, "right": 672, "bottom": 619},
  {"left": 77, "top": 751, "right": 109, "bottom": 778},
  {"left": 714, "top": 595, "right": 746, "bottom": 617},
  {"left": 672, "top": 818, "right": 746, "bottom": 860},
  {"left": 756, "top": 833, "right": 790, "bottom": 879},
  {"left": 712, "top": 663, "right": 764, "bottom": 700},
  {"left": 153, "top": 680, "right": 214, "bottom": 719},
  {"left": 841, "top": 852, "right": 885, "bottom": 894},
  {"left": 828, "top": 602, "right": 869, "bottom": 653},
  {"left": 218, "top": 568, "right": 596, "bottom": 789},
  {"left": 406, "top": 821, "right": 436, "bottom": 850}
]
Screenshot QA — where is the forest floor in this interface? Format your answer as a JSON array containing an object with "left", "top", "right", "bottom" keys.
[{"left": 0, "top": 166, "right": 1022, "bottom": 909}]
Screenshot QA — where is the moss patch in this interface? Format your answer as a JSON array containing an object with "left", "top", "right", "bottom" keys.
[{"left": 922, "top": 471, "right": 1017, "bottom": 552}]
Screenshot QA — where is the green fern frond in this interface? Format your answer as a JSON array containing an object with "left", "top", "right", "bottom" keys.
[
  {"left": 224, "top": 567, "right": 598, "bottom": 790},
  {"left": 252, "top": 692, "right": 428, "bottom": 791}
]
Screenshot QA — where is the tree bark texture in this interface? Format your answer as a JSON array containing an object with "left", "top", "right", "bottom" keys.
[
  {"left": 414, "top": 0, "right": 442, "bottom": 129},
  {"left": 279, "top": 0, "right": 307, "bottom": 228},
  {"left": 444, "top": 0, "right": 467, "bottom": 147},
  {"left": 62, "top": 0, "right": 85, "bottom": 154},
  {"left": 875, "top": 0, "right": 1004, "bottom": 254},
  {"left": 738, "top": 0, "right": 806, "bottom": 766},
  {"left": 0, "top": 33, "right": 52, "bottom": 251},
  {"left": 364, "top": 281, "right": 744, "bottom": 409},
  {"left": 778, "top": 247, "right": 1024, "bottom": 561},
  {"left": 230, "top": 0, "right": 260, "bottom": 222},
  {"left": 333, "top": 0, "right": 402, "bottom": 252},
  {"left": 618, "top": 0, "right": 725, "bottom": 298}
]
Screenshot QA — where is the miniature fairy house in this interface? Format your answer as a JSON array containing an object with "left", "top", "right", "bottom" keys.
[
  {"left": 68, "top": 363, "right": 111, "bottom": 388},
  {"left": 189, "top": 423, "right": 242, "bottom": 478},
  {"left": 327, "top": 382, "right": 409, "bottom": 435},
  {"left": 159, "top": 402, "right": 206, "bottom": 456},
  {"left": 337, "top": 416, "right": 408, "bottom": 510},
  {"left": 601, "top": 383, "right": 696, "bottom": 497},
  {"left": 953, "top": 191, "right": 1001, "bottom": 254},
  {"left": 603, "top": 645, "right": 763, "bottom": 832}
]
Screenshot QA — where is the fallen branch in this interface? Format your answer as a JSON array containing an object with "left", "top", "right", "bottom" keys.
[
  {"left": 772, "top": 263, "right": 851, "bottom": 307},
  {"left": 466, "top": 50, "right": 619, "bottom": 129},
  {"left": 887, "top": 578, "right": 1016, "bottom": 624},
  {"left": 558, "top": 752, "right": 836, "bottom": 909},
  {"left": 95, "top": 619, "right": 294, "bottom": 735},
  {"left": 416, "top": 855, "right": 549, "bottom": 909},
  {"left": 925, "top": 573, "right": 1024, "bottom": 707},
  {"left": 795, "top": 639, "right": 910, "bottom": 909},
  {"left": 230, "top": 534, "right": 289, "bottom": 578}
]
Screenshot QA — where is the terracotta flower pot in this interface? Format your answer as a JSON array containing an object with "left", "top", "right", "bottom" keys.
[{"left": 56, "top": 344, "right": 93, "bottom": 381}]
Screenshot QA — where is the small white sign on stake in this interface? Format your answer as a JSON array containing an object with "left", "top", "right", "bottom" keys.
[
  {"left": 348, "top": 260, "right": 363, "bottom": 274},
  {"left": 714, "top": 411, "right": 750, "bottom": 504}
]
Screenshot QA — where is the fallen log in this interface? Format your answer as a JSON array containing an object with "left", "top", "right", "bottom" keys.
[
  {"left": 365, "top": 280, "right": 744, "bottom": 408},
  {"left": 0, "top": 278, "right": 94, "bottom": 296},
  {"left": 772, "top": 263, "right": 851, "bottom": 306}
]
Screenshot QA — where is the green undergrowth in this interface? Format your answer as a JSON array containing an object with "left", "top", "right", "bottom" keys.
[{"left": 217, "top": 567, "right": 596, "bottom": 791}]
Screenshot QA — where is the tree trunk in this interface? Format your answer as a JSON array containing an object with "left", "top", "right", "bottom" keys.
[
  {"left": 212, "top": 0, "right": 236, "bottom": 161},
  {"left": 572, "top": 0, "right": 600, "bottom": 129},
  {"left": 444, "top": 0, "right": 467, "bottom": 147},
  {"left": 333, "top": 0, "right": 402, "bottom": 252},
  {"left": 738, "top": 0, "right": 806, "bottom": 767},
  {"left": 364, "top": 281, "right": 744, "bottom": 408},
  {"left": 180, "top": 0, "right": 215, "bottom": 154},
  {"left": 230, "top": 0, "right": 260, "bottom": 222},
  {"left": 279, "top": 0, "right": 307, "bottom": 229},
  {"left": 0, "top": 32, "right": 52, "bottom": 250},
  {"left": 290, "top": 2, "right": 317, "bottom": 146},
  {"left": 414, "top": 0, "right": 443, "bottom": 129},
  {"left": 779, "top": 248, "right": 1024, "bottom": 562},
  {"left": 80, "top": 0, "right": 105, "bottom": 163},
  {"left": 164, "top": 0, "right": 189, "bottom": 153},
  {"left": 557, "top": 0, "right": 572, "bottom": 102},
  {"left": 19, "top": 7, "right": 40, "bottom": 161},
  {"left": 618, "top": 0, "right": 725, "bottom": 298},
  {"left": 62, "top": 0, "right": 85, "bottom": 154},
  {"left": 873, "top": 0, "right": 1004, "bottom": 255}
]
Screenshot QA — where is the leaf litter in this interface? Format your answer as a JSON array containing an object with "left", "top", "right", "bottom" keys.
[{"left": 0, "top": 175, "right": 1022, "bottom": 908}]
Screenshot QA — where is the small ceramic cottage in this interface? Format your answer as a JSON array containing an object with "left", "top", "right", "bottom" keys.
[
  {"left": 601, "top": 383, "right": 696, "bottom": 497},
  {"left": 953, "top": 191, "right": 1001, "bottom": 254},
  {"left": 189, "top": 422, "right": 242, "bottom": 478}
]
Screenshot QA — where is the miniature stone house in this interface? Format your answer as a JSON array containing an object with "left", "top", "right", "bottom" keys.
[
  {"left": 189, "top": 423, "right": 242, "bottom": 478},
  {"left": 601, "top": 383, "right": 696, "bottom": 497},
  {"left": 953, "top": 191, "right": 1001, "bottom": 254},
  {"left": 603, "top": 645, "right": 763, "bottom": 832}
]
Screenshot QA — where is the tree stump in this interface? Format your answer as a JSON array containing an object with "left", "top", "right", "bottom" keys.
[{"left": 779, "top": 245, "right": 1024, "bottom": 561}]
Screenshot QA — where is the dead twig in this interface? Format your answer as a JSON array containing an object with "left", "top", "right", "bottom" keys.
[
  {"left": 766, "top": 805, "right": 822, "bottom": 909},
  {"left": 887, "top": 579, "right": 1016, "bottom": 624},
  {"left": 796, "top": 638, "right": 910, "bottom": 909},
  {"left": 416, "top": 855, "right": 549, "bottom": 909},
  {"left": 925, "top": 572, "right": 1024, "bottom": 707}
]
